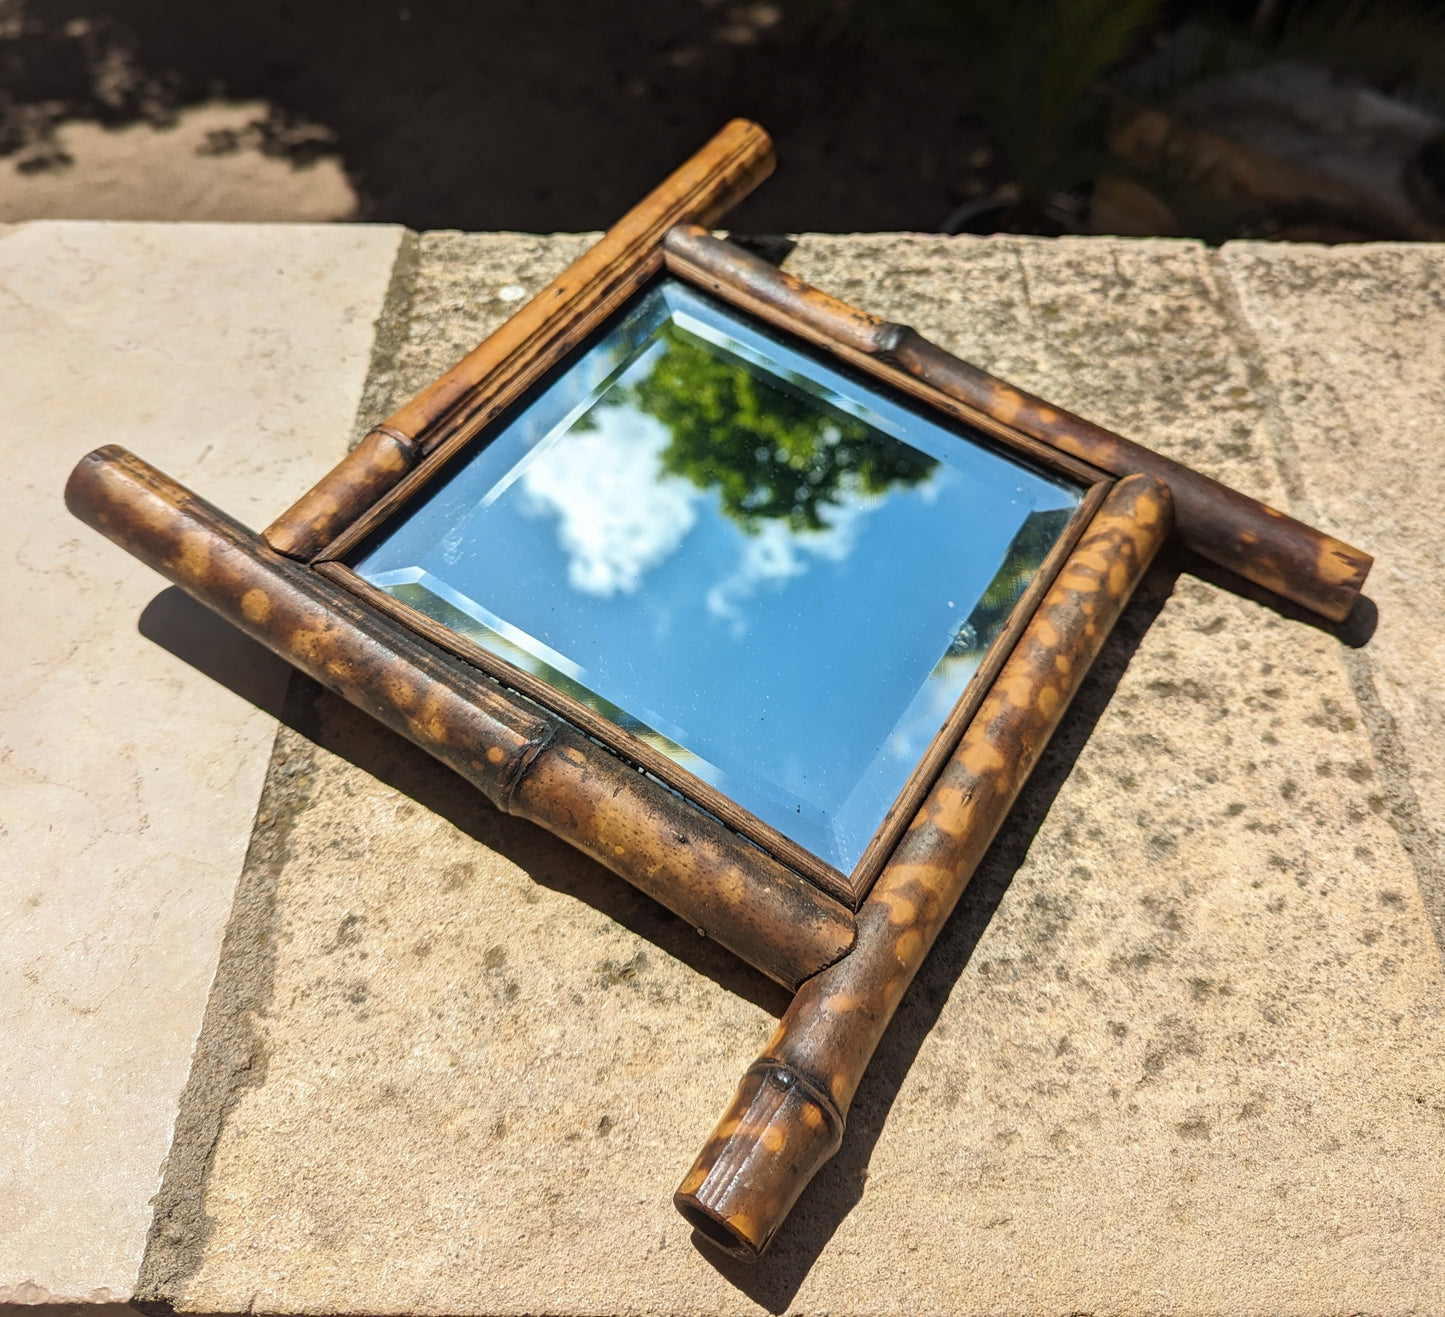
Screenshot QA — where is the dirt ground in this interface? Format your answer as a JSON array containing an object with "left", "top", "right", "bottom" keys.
[
  {"left": 5, "top": 1, "right": 1441, "bottom": 239},
  {"left": 0, "top": 0, "right": 996, "bottom": 230}
]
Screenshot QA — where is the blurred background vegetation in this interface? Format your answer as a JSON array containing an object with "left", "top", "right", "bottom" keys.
[{"left": 1, "top": 0, "right": 1442, "bottom": 237}]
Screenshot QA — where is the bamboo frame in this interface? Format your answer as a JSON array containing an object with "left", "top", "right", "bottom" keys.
[{"left": 65, "top": 119, "right": 1376, "bottom": 1262}]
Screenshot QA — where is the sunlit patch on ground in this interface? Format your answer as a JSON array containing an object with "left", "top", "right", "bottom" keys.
[{"left": 0, "top": 99, "right": 356, "bottom": 222}]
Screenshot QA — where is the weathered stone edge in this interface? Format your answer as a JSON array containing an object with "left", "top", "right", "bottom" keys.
[
  {"left": 132, "top": 719, "right": 324, "bottom": 1307},
  {"left": 133, "top": 226, "right": 424, "bottom": 1307},
  {"left": 348, "top": 228, "right": 422, "bottom": 447},
  {"left": 1206, "top": 245, "right": 1445, "bottom": 967}
]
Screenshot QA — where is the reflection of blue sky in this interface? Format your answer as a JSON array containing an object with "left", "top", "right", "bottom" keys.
[
  {"left": 354, "top": 280, "right": 1082, "bottom": 874},
  {"left": 512, "top": 346, "right": 698, "bottom": 598}
]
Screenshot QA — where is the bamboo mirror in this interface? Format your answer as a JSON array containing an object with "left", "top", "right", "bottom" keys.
[
  {"left": 67, "top": 120, "right": 1372, "bottom": 1262},
  {"left": 343, "top": 276, "right": 1089, "bottom": 895}
]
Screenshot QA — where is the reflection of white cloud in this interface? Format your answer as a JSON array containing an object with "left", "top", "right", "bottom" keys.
[
  {"left": 706, "top": 495, "right": 872, "bottom": 631},
  {"left": 518, "top": 405, "right": 698, "bottom": 596}
]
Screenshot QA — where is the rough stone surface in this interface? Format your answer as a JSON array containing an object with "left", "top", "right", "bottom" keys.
[
  {"left": 146, "top": 234, "right": 1445, "bottom": 1314},
  {"left": 0, "top": 221, "right": 402, "bottom": 1303},
  {"left": 1219, "top": 241, "right": 1445, "bottom": 955},
  {"left": 347, "top": 229, "right": 597, "bottom": 441}
]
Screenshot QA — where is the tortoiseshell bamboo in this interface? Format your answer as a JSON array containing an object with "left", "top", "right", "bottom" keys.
[
  {"left": 263, "top": 426, "right": 419, "bottom": 561},
  {"left": 675, "top": 473, "right": 1172, "bottom": 1259},
  {"left": 664, "top": 223, "right": 1370, "bottom": 624},
  {"left": 263, "top": 120, "right": 776, "bottom": 561},
  {"left": 67, "top": 445, "right": 855, "bottom": 990}
]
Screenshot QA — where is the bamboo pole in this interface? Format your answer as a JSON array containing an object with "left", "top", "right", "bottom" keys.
[{"left": 675, "top": 474, "right": 1173, "bottom": 1259}]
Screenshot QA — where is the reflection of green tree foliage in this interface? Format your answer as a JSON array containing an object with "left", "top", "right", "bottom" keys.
[
  {"left": 948, "top": 506, "right": 1076, "bottom": 659},
  {"left": 626, "top": 324, "right": 937, "bottom": 534}
]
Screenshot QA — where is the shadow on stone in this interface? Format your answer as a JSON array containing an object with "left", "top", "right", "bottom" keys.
[
  {"left": 138, "top": 586, "right": 792, "bottom": 1018},
  {"left": 1178, "top": 547, "right": 1378, "bottom": 649},
  {"left": 139, "top": 586, "right": 293, "bottom": 718}
]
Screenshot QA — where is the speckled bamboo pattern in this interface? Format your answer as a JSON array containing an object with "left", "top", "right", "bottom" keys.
[{"left": 677, "top": 474, "right": 1173, "bottom": 1259}]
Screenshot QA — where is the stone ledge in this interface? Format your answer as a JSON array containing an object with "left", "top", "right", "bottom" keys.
[
  {"left": 4, "top": 224, "right": 1442, "bottom": 1315},
  {"left": 0, "top": 220, "right": 404, "bottom": 1305}
]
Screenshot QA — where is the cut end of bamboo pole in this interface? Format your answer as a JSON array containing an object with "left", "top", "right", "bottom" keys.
[
  {"left": 674, "top": 1061, "right": 843, "bottom": 1262},
  {"left": 263, "top": 426, "right": 419, "bottom": 560}
]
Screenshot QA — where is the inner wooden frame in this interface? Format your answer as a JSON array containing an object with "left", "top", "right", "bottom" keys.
[{"left": 312, "top": 254, "right": 1112, "bottom": 908}]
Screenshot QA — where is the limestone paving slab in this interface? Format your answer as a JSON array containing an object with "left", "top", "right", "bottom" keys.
[
  {"left": 144, "top": 234, "right": 1445, "bottom": 1315},
  {"left": 1218, "top": 241, "right": 1445, "bottom": 953},
  {"left": 0, "top": 221, "right": 402, "bottom": 1303}
]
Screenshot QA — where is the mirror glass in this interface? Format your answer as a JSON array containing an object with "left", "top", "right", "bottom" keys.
[{"left": 352, "top": 279, "right": 1085, "bottom": 875}]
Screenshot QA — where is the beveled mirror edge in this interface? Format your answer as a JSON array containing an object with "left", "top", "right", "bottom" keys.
[
  {"left": 311, "top": 244, "right": 669, "bottom": 567},
  {"left": 844, "top": 473, "right": 1112, "bottom": 899}
]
